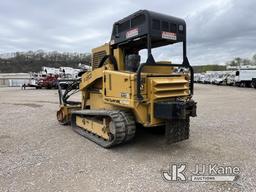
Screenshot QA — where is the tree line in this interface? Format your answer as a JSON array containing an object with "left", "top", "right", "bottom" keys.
[
  {"left": 0, "top": 50, "right": 255, "bottom": 73},
  {"left": 225, "top": 54, "right": 256, "bottom": 67},
  {"left": 193, "top": 54, "right": 256, "bottom": 73},
  {"left": 0, "top": 50, "right": 91, "bottom": 73}
]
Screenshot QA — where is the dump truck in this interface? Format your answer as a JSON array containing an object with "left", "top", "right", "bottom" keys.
[{"left": 56, "top": 10, "right": 197, "bottom": 148}]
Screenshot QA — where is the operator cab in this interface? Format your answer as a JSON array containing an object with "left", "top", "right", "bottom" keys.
[
  {"left": 110, "top": 9, "right": 188, "bottom": 72},
  {"left": 109, "top": 10, "right": 193, "bottom": 98}
]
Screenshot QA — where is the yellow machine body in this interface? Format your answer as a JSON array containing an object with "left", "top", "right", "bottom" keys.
[
  {"left": 79, "top": 44, "right": 190, "bottom": 127},
  {"left": 57, "top": 10, "right": 197, "bottom": 148}
]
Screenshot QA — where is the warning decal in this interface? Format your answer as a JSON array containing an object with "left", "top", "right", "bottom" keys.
[
  {"left": 126, "top": 28, "right": 139, "bottom": 39},
  {"left": 162, "top": 31, "right": 177, "bottom": 40}
]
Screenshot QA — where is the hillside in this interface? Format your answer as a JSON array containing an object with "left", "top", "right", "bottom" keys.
[{"left": 0, "top": 51, "right": 91, "bottom": 73}]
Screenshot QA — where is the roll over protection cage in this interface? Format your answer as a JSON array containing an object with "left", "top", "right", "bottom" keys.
[{"left": 108, "top": 10, "right": 194, "bottom": 101}]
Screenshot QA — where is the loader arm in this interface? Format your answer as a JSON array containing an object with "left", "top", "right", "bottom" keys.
[{"left": 79, "top": 67, "right": 104, "bottom": 91}]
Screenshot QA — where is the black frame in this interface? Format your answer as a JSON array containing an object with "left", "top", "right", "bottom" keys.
[
  {"left": 136, "top": 34, "right": 194, "bottom": 101},
  {"left": 109, "top": 10, "right": 194, "bottom": 101},
  {"left": 57, "top": 79, "right": 81, "bottom": 106},
  {"left": 111, "top": 10, "right": 186, "bottom": 49}
]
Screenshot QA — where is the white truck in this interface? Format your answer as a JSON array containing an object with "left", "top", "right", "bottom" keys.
[
  {"left": 213, "top": 71, "right": 233, "bottom": 86},
  {"left": 226, "top": 72, "right": 236, "bottom": 86},
  {"left": 235, "top": 69, "right": 256, "bottom": 87},
  {"left": 213, "top": 73, "right": 227, "bottom": 85}
]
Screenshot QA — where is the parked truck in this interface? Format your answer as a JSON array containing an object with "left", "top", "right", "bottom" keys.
[
  {"left": 252, "top": 78, "right": 256, "bottom": 89},
  {"left": 226, "top": 72, "right": 236, "bottom": 86},
  {"left": 37, "top": 74, "right": 58, "bottom": 89},
  {"left": 235, "top": 69, "right": 256, "bottom": 87}
]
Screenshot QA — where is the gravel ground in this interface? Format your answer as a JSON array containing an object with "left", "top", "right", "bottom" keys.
[{"left": 0, "top": 84, "right": 256, "bottom": 192}]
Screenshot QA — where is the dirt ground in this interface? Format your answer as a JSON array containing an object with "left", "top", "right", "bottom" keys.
[{"left": 0, "top": 84, "right": 256, "bottom": 192}]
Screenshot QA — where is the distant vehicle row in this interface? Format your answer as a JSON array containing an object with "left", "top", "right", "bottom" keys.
[
  {"left": 22, "top": 65, "right": 91, "bottom": 89},
  {"left": 194, "top": 69, "right": 256, "bottom": 88}
]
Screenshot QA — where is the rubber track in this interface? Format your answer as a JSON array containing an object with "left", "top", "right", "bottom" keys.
[{"left": 70, "top": 110, "right": 136, "bottom": 148}]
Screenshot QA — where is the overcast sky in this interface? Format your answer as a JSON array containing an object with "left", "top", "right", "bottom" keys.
[{"left": 0, "top": 0, "right": 255, "bottom": 65}]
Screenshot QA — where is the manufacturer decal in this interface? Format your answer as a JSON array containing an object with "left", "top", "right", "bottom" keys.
[
  {"left": 126, "top": 28, "right": 138, "bottom": 39},
  {"left": 121, "top": 92, "right": 130, "bottom": 99},
  {"left": 104, "top": 98, "right": 129, "bottom": 105},
  {"left": 162, "top": 31, "right": 177, "bottom": 40}
]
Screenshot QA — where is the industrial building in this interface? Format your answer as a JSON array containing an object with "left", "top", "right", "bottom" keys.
[{"left": 0, "top": 73, "right": 30, "bottom": 87}]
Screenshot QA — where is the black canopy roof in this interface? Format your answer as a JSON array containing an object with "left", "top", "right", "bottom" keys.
[{"left": 110, "top": 10, "right": 186, "bottom": 50}]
